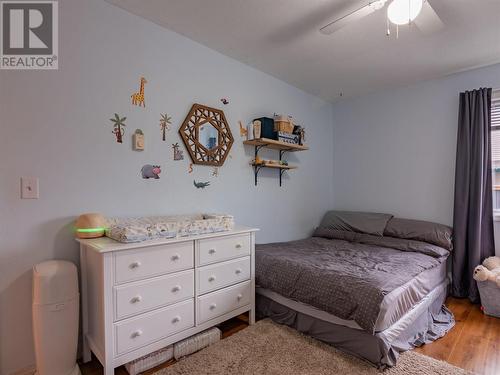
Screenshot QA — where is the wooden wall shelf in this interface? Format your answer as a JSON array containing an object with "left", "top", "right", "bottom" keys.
[
  {"left": 243, "top": 138, "right": 309, "bottom": 151},
  {"left": 243, "top": 138, "right": 307, "bottom": 186}
]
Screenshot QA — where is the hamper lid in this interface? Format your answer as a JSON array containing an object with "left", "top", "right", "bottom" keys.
[{"left": 33, "top": 260, "right": 78, "bottom": 305}]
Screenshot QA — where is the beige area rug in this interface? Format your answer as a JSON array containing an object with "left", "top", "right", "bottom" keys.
[{"left": 155, "top": 319, "right": 472, "bottom": 375}]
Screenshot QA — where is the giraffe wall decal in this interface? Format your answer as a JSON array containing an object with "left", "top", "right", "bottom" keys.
[{"left": 131, "top": 77, "right": 147, "bottom": 107}]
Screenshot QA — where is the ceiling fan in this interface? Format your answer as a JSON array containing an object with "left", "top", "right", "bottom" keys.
[{"left": 319, "top": 0, "right": 444, "bottom": 36}]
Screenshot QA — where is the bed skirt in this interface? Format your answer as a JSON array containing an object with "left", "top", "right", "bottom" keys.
[{"left": 256, "top": 286, "right": 454, "bottom": 369}]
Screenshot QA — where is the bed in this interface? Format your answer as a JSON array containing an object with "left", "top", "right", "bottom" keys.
[{"left": 255, "top": 211, "right": 454, "bottom": 368}]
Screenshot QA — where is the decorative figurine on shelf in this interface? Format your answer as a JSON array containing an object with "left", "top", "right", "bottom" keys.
[
  {"left": 293, "top": 125, "right": 306, "bottom": 145},
  {"left": 131, "top": 77, "right": 147, "bottom": 107},
  {"left": 159, "top": 113, "right": 172, "bottom": 141},
  {"left": 141, "top": 164, "right": 161, "bottom": 179},
  {"left": 253, "top": 156, "right": 263, "bottom": 165},
  {"left": 110, "top": 113, "right": 126, "bottom": 143},
  {"left": 172, "top": 143, "right": 184, "bottom": 161},
  {"left": 194, "top": 180, "right": 210, "bottom": 189}
]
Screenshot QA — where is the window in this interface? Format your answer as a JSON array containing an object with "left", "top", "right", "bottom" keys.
[{"left": 491, "top": 90, "right": 500, "bottom": 212}]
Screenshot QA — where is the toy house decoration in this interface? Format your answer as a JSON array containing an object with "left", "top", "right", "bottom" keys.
[
  {"left": 133, "top": 129, "right": 145, "bottom": 151},
  {"left": 179, "top": 103, "right": 234, "bottom": 167}
]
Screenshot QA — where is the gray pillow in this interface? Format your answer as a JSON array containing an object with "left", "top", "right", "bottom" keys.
[
  {"left": 384, "top": 218, "right": 452, "bottom": 251},
  {"left": 318, "top": 211, "right": 393, "bottom": 237}
]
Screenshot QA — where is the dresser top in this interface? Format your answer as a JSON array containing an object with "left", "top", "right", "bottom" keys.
[{"left": 77, "top": 225, "right": 259, "bottom": 253}]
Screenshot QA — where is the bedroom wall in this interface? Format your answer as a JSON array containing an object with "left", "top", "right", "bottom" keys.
[
  {"left": 0, "top": 1, "right": 333, "bottom": 374},
  {"left": 332, "top": 62, "right": 500, "bottom": 237}
]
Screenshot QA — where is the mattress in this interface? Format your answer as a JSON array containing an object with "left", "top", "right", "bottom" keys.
[
  {"left": 257, "top": 260, "right": 446, "bottom": 332},
  {"left": 255, "top": 234, "right": 449, "bottom": 332},
  {"left": 256, "top": 279, "right": 454, "bottom": 368}
]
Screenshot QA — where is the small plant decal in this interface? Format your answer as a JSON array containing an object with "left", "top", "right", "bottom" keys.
[
  {"left": 159, "top": 113, "right": 172, "bottom": 141},
  {"left": 110, "top": 113, "right": 126, "bottom": 143}
]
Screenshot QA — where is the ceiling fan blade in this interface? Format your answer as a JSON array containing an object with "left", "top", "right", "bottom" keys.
[
  {"left": 320, "top": 1, "right": 387, "bottom": 35},
  {"left": 414, "top": 1, "right": 444, "bottom": 35}
]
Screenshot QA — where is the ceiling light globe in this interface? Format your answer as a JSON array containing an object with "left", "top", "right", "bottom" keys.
[{"left": 387, "top": 0, "right": 423, "bottom": 25}]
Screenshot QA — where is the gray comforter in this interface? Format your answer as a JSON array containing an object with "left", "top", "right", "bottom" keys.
[{"left": 255, "top": 229, "right": 449, "bottom": 333}]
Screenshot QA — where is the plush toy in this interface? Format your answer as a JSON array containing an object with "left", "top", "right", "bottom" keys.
[{"left": 473, "top": 256, "right": 500, "bottom": 287}]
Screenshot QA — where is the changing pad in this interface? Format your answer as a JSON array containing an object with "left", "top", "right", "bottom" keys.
[{"left": 105, "top": 214, "right": 234, "bottom": 243}]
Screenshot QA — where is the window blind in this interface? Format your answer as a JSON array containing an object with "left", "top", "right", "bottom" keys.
[{"left": 493, "top": 92, "right": 500, "bottom": 130}]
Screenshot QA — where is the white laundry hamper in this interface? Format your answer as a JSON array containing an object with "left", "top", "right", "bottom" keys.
[{"left": 32, "top": 260, "right": 81, "bottom": 375}]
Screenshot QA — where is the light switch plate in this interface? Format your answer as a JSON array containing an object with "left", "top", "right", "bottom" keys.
[{"left": 21, "top": 177, "right": 39, "bottom": 199}]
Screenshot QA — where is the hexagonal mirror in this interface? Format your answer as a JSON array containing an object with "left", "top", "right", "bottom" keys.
[{"left": 179, "top": 103, "right": 234, "bottom": 166}]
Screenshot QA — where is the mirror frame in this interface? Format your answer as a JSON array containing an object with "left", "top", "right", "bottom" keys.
[{"left": 179, "top": 103, "right": 234, "bottom": 166}]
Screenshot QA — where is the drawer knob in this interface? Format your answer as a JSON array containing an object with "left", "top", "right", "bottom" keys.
[
  {"left": 235, "top": 268, "right": 242, "bottom": 275},
  {"left": 172, "top": 285, "right": 182, "bottom": 292},
  {"left": 130, "top": 295, "right": 142, "bottom": 304},
  {"left": 208, "top": 248, "right": 216, "bottom": 254},
  {"left": 237, "top": 293, "right": 243, "bottom": 301},
  {"left": 172, "top": 316, "right": 181, "bottom": 323},
  {"left": 171, "top": 254, "right": 180, "bottom": 261},
  {"left": 129, "top": 261, "right": 141, "bottom": 269},
  {"left": 208, "top": 275, "right": 216, "bottom": 282},
  {"left": 235, "top": 244, "right": 242, "bottom": 249},
  {"left": 209, "top": 303, "right": 217, "bottom": 310},
  {"left": 131, "top": 330, "right": 143, "bottom": 339}
]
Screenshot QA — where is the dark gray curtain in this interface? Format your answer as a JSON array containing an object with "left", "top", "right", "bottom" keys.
[{"left": 452, "top": 87, "right": 495, "bottom": 303}]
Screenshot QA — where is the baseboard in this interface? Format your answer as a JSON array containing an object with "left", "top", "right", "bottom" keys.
[{"left": 9, "top": 365, "right": 36, "bottom": 375}]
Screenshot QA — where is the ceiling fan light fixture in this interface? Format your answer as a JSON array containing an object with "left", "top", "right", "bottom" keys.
[{"left": 387, "top": 0, "right": 423, "bottom": 25}]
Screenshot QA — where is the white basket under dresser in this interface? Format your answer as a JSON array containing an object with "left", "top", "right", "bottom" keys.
[{"left": 77, "top": 225, "right": 258, "bottom": 375}]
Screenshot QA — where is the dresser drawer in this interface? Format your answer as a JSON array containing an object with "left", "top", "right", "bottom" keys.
[
  {"left": 197, "top": 257, "right": 250, "bottom": 295},
  {"left": 198, "top": 234, "right": 250, "bottom": 265},
  {"left": 114, "top": 270, "right": 194, "bottom": 321},
  {"left": 197, "top": 281, "right": 251, "bottom": 325},
  {"left": 115, "top": 299, "right": 194, "bottom": 355},
  {"left": 114, "top": 242, "right": 194, "bottom": 284}
]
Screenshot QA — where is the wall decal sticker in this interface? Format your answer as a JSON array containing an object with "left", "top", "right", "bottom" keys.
[
  {"left": 172, "top": 142, "right": 184, "bottom": 161},
  {"left": 220, "top": 98, "right": 229, "bottom": 105},
  {"left": 188, "top": 163, "right": 193, "bottom": 174},
  {"left": 159, "top": 113, "right": 172, "bottom": 141},
  {"left": 194, "top": 180, "right": 210, "bottom": 189},
  {"left": 239, "top": 121, "right": 248, "bottom": 138},
  {"left": 141, "top": 164, "right": 161, "bottom": 179},
  {"left": 133, "top": 129, "right": 144, "bottom": 151},
  {"left": 131, "top": 77, "right": 147, "bottom": 107},
  {"left": 110, "top": 113, "right": 126, "bottom": 143},
  {"left": 212, "top": 167, "right": 219, "bottom": 177}
]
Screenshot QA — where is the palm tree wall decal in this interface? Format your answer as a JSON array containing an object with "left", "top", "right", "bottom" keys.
[
  {"left": 110, "top": 113, "right": 126, "bottom": 143},
  {"left": 159, "top": 113, "right": 172, "bottom": 141}
]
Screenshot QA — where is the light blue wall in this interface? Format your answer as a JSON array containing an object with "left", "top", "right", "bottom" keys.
[
  {"left": 332, "top": 63, "right": 500, "bottom": 227},
  {"left": 0, "top": 1, "right": 333, "bottom": 373}
]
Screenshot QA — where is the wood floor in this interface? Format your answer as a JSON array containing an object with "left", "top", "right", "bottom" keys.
[
  {"left": 415, "top": 297, "right": 500, "bottom": 375},
  {"left": 81, "top": 298, "right": 500, "bottom": 375}
]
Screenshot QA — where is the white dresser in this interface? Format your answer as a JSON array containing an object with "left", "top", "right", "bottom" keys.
[{"left": 77, "top": 226, "right": 258, "bottom": 375}]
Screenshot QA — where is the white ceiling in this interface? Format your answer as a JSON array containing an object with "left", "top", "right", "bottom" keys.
[{"left": 106, "top": 0, "right": 500, "bottom": 102}]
